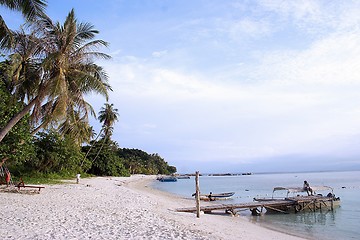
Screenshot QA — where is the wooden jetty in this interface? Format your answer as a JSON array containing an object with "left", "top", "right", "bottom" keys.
[{"left": 176, "top": 195, "right": 339, "bottom": 216}]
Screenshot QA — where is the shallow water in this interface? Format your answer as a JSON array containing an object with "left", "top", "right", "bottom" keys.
[{"left": 152, "top": 171, "right": 360, "bottom": 240}]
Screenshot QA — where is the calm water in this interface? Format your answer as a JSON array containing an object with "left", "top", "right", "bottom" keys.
[{"left": 152, "top": 171, "right": 360, "bottom": 240}]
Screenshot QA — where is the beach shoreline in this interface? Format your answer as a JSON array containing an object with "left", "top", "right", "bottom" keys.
[
  {"left": 128, "top": 175, "right": 307, "bottom": 240},
  {"left": 0, "top": 175, "right": 305, "bottom": 239}
]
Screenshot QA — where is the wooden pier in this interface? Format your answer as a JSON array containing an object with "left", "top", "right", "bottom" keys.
[{"left": 176, "top": 196, "right": 339, "bottom": 216}]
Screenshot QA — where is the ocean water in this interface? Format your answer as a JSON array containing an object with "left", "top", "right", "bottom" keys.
[{"left": 152, "top": 171, "right": 360, "bottom": 240}]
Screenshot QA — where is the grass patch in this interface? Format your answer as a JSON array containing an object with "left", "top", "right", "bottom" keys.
[{"left": 11, "top": 172, "right": 94, "bottom": 185}]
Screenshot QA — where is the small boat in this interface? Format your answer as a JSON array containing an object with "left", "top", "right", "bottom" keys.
[
  {"left": 176, "top": 176, "right": 191, "bottom": 179},
  {"left": 253, "top": 186, "right": 340, "bottom": 214},
  {"left": 193, "top": 192, "right": 235, "bottom": 201},
  {"left": 158, "top": 176, "right": 177, "bottom": 182}
]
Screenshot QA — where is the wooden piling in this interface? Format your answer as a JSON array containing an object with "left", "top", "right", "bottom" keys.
[{"left": 195, "top": 171, "right": 200, "bottom": 218}]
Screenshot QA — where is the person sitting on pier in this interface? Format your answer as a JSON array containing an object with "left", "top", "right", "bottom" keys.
[
  {"left": 303, "top": 180, "right": 313, "bottom": 196},
  {"left": 327, "top": 192, "right": 334, "bottom": 198},
  {"left": 208, "top": 192, "right": 215, "bottom": 201}
]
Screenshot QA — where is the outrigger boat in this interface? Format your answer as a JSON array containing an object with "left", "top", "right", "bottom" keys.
[
  {"left": 193, "top": 192, "right": 235, "bottom": 201},
  {"left": 253, "top": 186, "right": 340, "bottom": 214}
]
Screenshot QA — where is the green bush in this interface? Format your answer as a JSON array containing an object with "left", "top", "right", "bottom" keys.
[
  {"left": 86, "top": 140, "right": 130, "bottom": 176},
  {"left": 0, "top": 80, "right": 35, "bottom": 166},
  {"left": 21, "top": 130, "right": 87, "bottom": 175}
]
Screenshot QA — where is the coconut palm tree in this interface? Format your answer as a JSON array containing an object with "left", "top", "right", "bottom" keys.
[
  {"left": 98, "top": 103, "right": 119, "bottom": 140},
  {"left": 84, "top": 103, "right": 119, "bottom": 165},
  {"left": 58, "top": 110, "right": 94, "bottom": 146},
  {"left": 0, "top": 0, "right": 47, "bottom": 48},
  {"left": 0, "top": 9, "right": 111, "bottom": 142}
]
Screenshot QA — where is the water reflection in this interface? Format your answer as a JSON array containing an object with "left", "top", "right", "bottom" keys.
[{"left": 252, "top": 210, "right": 337, "bottom": 240}]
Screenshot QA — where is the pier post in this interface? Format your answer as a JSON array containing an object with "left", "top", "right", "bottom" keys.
[{"left": 195, "top": 171, "right": 200, "bottom": 218}]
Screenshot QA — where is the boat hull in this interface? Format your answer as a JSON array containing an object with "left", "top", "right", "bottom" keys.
[
  {"left": 158, "top": 177, "right": 177, "bottom": 182},
  {"left": 199, "top": 192, "right": 235, "bottom": 201}
]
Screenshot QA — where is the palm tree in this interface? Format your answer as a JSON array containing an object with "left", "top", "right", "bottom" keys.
[
  {"left": 58, "top": 110, "right": 94, "bottom": 146},
  {"left": 0, "top": 9, "right": 111, "bottom": 142},
  {"left": 98, "top": 103, "right": 119, "bottom": 140},
  {"left": 85, "top": 103, "right": 119, "bottom": 164},
  {"left": 0, "top": 0, "right": 47, "bottom": 48}
]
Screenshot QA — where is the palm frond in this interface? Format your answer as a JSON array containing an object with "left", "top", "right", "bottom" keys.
[
  {"left": 19, "top": 0, "right": 48, "bottom": 20},
  {"left": 76, "top": 22, "right": 98, "bottom": 40},
  {"left": 0, "top": 0, "right": 47, "bottom": 20},
  {"left": 0, "top": 16, "right": 14, "bottom": 49}
]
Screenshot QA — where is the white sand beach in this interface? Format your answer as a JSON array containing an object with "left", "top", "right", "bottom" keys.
[{"left": 0, "top": 175, "right": 305, "bottom": 239}]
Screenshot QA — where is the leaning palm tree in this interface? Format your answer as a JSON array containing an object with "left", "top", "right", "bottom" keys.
[
  {"left": 0, "top": 0, "right": 47, "bottom": 48},
  {"left": 0, "top": 9, "right": 111, "bottom": 143}
]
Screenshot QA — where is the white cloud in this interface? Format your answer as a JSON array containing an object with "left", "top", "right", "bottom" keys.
[
  {"left": 259, "top": 0, "right": 360, "bottom": 33},
  {"left": 252, "top": 31, "right": 360, "bottom": 86},
  {"left": 90, "top": 0, "right": 360, "bottom": 172},
  {"left": 152, "top": 50, "right": 168, "bottom": 58},
  {"left": 101, "top": 19, "right": 360, "bottom": 166},
  {"left": 227, "top": 18, "right": 272, "bottom": 40},
  {"left": 260, "top": 0, "right": 322, "bottom": 19}
]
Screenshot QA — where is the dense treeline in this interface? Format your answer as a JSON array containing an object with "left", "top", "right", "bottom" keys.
[
  {"left": 0, "top": 1, "right": 176, "bottom": 181},
  {"left": 84, "top": 142, "right": 176, "bottom": 176},
  {"left": 4, "top": 124, "right": 176, "bottom": 179},
  {"left": 118, "top": 148, "right": 177, "bottom": 175}
]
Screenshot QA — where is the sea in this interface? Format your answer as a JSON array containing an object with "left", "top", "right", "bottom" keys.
[{"left": 152, "top": 171, "right": 360, "bottom": 240}]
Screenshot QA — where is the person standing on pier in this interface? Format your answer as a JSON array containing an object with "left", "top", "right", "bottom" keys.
[{"left": 303, "top": 180, "right": 313, "bottom": 196}]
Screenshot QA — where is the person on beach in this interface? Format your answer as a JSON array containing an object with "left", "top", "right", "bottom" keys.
[
  {"left": 303, "top": 180, "right": 313, "bottom": 196},
  {"left": 5, "top": 169, "right": 11, "bottom": 187},
  {"left": 76, "top": 174, "right": 81, "bottom": 184}
]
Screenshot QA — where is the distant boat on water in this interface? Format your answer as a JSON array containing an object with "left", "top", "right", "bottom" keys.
[
  {"left": 193, "top": 192, "right": 235, "bottom": 201},
  {"left": 157, "top": 176, "right": 177, "bottom": 182},
  {"left": 176, "top": 176, "right": 190, "bottom": 179},
  {"left": 242, "top": 172, "right": 252, "bottom": 175}
]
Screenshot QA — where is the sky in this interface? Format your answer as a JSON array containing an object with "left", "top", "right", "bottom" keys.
[{"left": 2, "top": 0, "right": 360, "bottom": 173}]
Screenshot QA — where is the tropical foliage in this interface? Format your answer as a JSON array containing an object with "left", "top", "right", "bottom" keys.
[
  {"left": 119, "top": 148, "right": 177, "bottom": 175},
  {"left": 0, "top": 0, "right": 47, "bottom": 48},
  {"left": 0, "top": 77, "right": 34, "bottom": 166},
  {"left": 84, "top": 139, "right": 129, "bottom": 177},
  {"left": 83, "top": 143, "right": 177, "bottom": 176},
  {"left": 19, "top": 130, "right": 89, "bottom": 175},
  {"left": 0, "top": 8, "right": 111, "bottom": 143},
  {"left": 0, "top": 2, "right": 177, "bottom": 180}
]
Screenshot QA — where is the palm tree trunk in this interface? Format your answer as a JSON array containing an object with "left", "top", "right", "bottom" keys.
[
  {"left": 91, "top": 134, "right": 108, "bottom": 164},
  {"left": 31, "top": 121, "right": 48, "bottom": 136},
  {"left": 80, "top": 128, "right": 103, "bottom": 167},
  {"left": 0, "top": 96, "right": 38, "bottom": 142}
]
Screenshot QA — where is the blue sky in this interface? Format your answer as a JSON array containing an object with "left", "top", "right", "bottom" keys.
[{"left": 2, "top": 0, "right": 360, "bottom": 173}]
